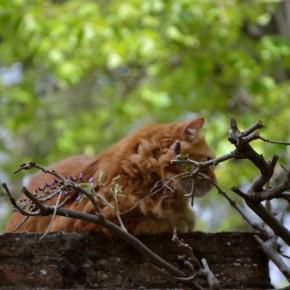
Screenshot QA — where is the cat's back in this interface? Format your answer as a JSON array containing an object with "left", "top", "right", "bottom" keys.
[{"left": 5, "top": 155, "right": 95, "bottom": 232}]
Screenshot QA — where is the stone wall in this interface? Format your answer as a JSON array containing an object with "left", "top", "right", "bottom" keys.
[{"left": 0, "top": 232, "right": 271, "bottom": 289}]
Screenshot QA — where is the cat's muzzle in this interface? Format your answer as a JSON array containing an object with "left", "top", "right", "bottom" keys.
[{"left": 173, "top": 168, "right": 215, "bottom": 197}]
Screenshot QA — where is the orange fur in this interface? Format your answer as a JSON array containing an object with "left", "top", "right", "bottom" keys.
[{"left": 5, "top": 118, "right": 214, "bottom": 235}]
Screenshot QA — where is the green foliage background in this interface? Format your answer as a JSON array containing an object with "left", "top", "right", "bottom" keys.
[{"left": 1, "top": 0, "right": 290, "bottom": 231}]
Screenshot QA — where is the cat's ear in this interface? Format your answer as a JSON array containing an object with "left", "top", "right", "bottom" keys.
[{"left": 181, "top": 117, "right": 205, "bottom": 140}]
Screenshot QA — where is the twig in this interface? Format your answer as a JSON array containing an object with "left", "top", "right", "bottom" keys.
[
  {"left": 39, "top": 191, "right": 62, "bottom": 240},
  {"left": 231, "top": 187, "right": 290, "bottom": 245},
  {"left": 279, "top": 252, "right": 290, "bottom": 260},
  {"left": 15, "top": 162, "right": 101, "bottom": 213},
  {"left": 255, "top": 235, "right": 290, "bottom": 282},
  {"left": 232, "top": 188, "right": 290, "bottom": 245},
  {"left": 151, "top": 264, "right": 202, "bottom": 289},
  {"left": 172, "top": 228, "right": 220, "bottom": 289},
  {"left": 200, "top": 258, "right": 220, "bottom": 290},
  {"left": 240, "top": 120, "right": 263, "bottom": 137},
  {"left": 259, "top": 136, "right": 290, "bottom": 146},
  {"left": 120, "top": 172, "right": 190, "bottom": 215},
  {"left": 112, "top": 184, "right": 127, "bottom": 232},
  {"left": 13, "top": 216, "right": 29, "bottom": 232},
  {"left": 212, "top": 182, "right": 266, "bottom": 233},
  {"left": 2, "top": 183, "right": 40, "bottom": 216},
  {"left": 171, "top": 151, "right": 236, "bottom": 168}
]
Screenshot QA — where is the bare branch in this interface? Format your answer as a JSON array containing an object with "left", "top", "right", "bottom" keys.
[
  {"left": 12, "top": 216, "right": 29, "bottom": 232},
  {"left": 200, "top": 258, "right": 220, "bottom": 290},
  {"left": 171, "top": 118, "right": 290, "bottom": 285},
  {"left": 251, "top": 155, "right": 279, "bottom": 193},
  {"left": 259, "top": 136, "right": 290, "bottom": 146},
  {"left": 213, "top": 183, "right": 266, "bottom": 233},
  {"left": 2, "top": 183, "right": 41, "bottom": 216},
  {"left": 231, "top": 186, "right": 290, "bottom": 245},
  {"left": 246, "top": 201, "right": 290, "bottom": 245},
  {"left": 39, "top": 192, "right": 62, "bottom": 240},
  {"left": 172, "top": 228, "right": 220, "bottom": 289},
  {"left": 240, "top": 120, "right": 264, "bottom": 137},
  {"left": 171, "top": 151, "right": 236, "bottom": 168},
  {"left": 255, "top": 235, "right": 290, "bottom": 282}
]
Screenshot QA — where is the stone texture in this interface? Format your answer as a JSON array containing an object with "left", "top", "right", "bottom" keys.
[{"left": 0, "top": 232, "right": 271, "bottom": 289}]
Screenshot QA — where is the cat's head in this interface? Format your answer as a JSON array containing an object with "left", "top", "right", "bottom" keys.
[
  {"left": 158, "top": 117, "right": 215, "bottom": 197},
  {"left": 124, "top": 117, "right": 215, "bottom": 197}
]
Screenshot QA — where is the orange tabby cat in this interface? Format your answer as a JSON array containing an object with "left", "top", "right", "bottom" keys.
[{"left": 6, "top": 117, "right": 214, "bottom": 234}]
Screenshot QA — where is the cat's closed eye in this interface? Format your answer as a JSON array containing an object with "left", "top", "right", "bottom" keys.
[{"left": 160, "top": 138, "right": 172, "bottom": 148}]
